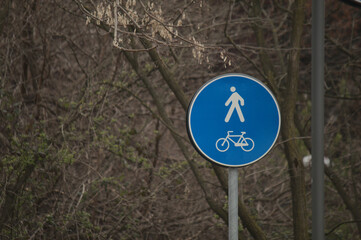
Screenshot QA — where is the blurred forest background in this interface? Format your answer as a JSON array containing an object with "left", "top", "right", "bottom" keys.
[{"left": 1, "top": 0, "right": 361, "bottom": 239}]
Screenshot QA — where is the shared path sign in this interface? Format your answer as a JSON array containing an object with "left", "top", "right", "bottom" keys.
[{"left": 186, "top": 73, "right": 281, "bottom": 167}]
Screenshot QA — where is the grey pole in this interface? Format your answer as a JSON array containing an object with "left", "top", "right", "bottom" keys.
[
  {"left": 312, "top": 0, "right": 325, "bottom": 239},
  {"left": 228, "top": 168, "right": 238, "bottom": 240}
]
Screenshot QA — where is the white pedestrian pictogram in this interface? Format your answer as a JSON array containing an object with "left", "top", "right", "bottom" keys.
[{"left": 225, "top": 86, "right": 245, "bottom": 122}]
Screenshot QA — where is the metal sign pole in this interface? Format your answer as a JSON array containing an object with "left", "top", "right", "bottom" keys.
[
  {"left": 228, "top": 168, "right": 238, "bottom": 240},
  {"left": 312, "top": 0, "right": 325, "bottom": 239}
]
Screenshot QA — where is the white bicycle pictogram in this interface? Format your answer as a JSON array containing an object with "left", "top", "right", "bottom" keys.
[{"left": 216, "top": 131, "right": 255, "bottom": 152}]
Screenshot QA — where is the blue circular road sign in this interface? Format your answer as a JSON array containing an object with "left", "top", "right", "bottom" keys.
[{"left": 186, "top": 73, "right": 281, "bottom": 167}]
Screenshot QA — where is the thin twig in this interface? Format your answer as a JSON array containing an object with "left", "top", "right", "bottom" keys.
[{"left": 326, "top": 220, "right": 361, "bottom": 236}]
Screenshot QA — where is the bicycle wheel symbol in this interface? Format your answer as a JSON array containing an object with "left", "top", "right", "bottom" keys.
[
  {"left": 215, "top": 138, "right": 230, "bottom": 152},
  {"left": 240, "top": 138, "right": 254, "bottom": 152}
]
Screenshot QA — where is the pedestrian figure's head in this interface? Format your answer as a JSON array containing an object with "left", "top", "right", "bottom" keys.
[{"left": 230, "top": 86, "right": 236, "bottom": 92}]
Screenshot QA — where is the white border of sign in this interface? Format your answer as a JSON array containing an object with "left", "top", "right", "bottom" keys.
[{"left": 186, "top": 73, "right": 281, "bottom": 168}]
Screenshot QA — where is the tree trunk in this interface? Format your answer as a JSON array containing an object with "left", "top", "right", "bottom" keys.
[{"left": 281, "top": 0, "right": 308, "bottom": 239}]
